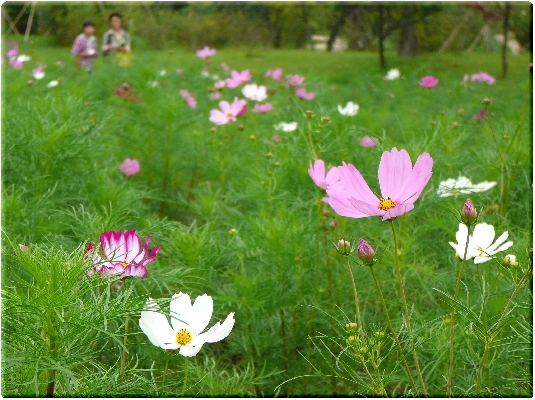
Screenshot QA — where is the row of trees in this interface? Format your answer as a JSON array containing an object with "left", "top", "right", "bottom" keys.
[{"left": 2, "top": 2, "right": 532, "bottom": 71}]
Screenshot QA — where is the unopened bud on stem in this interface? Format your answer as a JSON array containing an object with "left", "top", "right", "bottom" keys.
[
  {"left": 357, "top": 239, "right": 375, "bottom": 265},
  {"left": 461, "top": 201, "right": 477, "bottom": 225}
]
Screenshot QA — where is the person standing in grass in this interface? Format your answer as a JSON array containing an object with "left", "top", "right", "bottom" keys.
[
  {"left": 71, "top": 20, "right": 98, "bottom": 73},
  {"left": 102, "top": 12, "right": 131, "bottom": 66}
]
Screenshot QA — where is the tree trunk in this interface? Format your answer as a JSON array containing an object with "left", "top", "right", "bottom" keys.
[
  {"left": 398, "top": 4, "right": 417, "bottom": 57},
  {"left": 501, "top": 3, "right": 511, "bottom": 79},
  {"left": 378, "top": 4, "right": 386, "bottom": 69},
  {"left": 327, "top": 8, "right": 347, "bottom": 52}
]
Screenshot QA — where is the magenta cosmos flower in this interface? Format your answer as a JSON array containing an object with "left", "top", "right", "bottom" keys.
[
  {"left": 419, "top": 75, "right": 439, "bottom": 88},
  {"left": 120, "top": 158, "right": 141, "bottom": 176},
  {"left": 209, "top": 97, "right": 247, "bottom": 125},
  {"left": 308, "top": 159, "right": 343, "bottom": 191},
  {"left": 226, "top": 70, "right": 251, "bottom": 88},
  {"left": 286, "top": 74, "right": 305, "bottom": 87},
  {"left": 196, "top": 46, "right": 216, "bottom": 59},
  {"left": 325, "top": 148, "right": 433, "bottom": 221},
  {"left": 265, "top": 68, "right": 283, "bottom": 82},
  {"left": 86, "top": 230, "right": 161, "bottom": 279},
  {"left": 359, "top": 136, "right": 377, "bottom": 148},
  {"left": 296, "top": 88, "right": 315, "bottom": 100},
  {"left": 252, "top": 103, "right": 273, "bottom": 113}
]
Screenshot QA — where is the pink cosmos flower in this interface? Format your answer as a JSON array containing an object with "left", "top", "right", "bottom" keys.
[
  {"left": 196, "top": 46, "right": 216, "bottom": 59},
  {"left": 359, "top": 136, "right": 377, "bottom": 148},
  {"left": 309, "top": 160, "right": 342, "bottom": 191},
  {"left": 419, "top": 76, "right": 439, "bottom": 88},
  {"left": 324, "top": 148, "right": 433, "bottom": 221},
  {"left": 18, "top": 244, "right": 30, "bottom": 252},
  {"left": 115, "top": 82, "right": 142, "bottom": 102},
  {"left": 209, "top": 91, "right": 222, "bottom": 100},
  {"left": 474, "top": 109, "right": 487, "bottom": 122},
  {"left": 180, "top": 89, "right": 197, "bottom": 108},
  {"left": 471, "top": 72, "right": 495, "bottom": 84},
  {"left": 10, "top": 60, "right": 23, "bottom": 69},
  {"left": 209, "top": 97, "right": 247, "bottom": 125},
  {"left": 86, "top": 230, "right": 161, "bottom": 279},
  {"left": 252, "top": 103, "right": 273, "bottom": 113},
  {"left": 120, "top": 158, "right": 141, "bottom": 176},
  {"left": 226, "top": 70, "right": 251, "bottom": 88},
  {"left": 6, "top": 48, "right": 17, "bottom": 60},
  {"left": 265, "top": 68, "right": 283, "bottom": 82},
  {"left": 214, "top": 80, "right": 226, "bottom": 89},
  {"left": 286, "top": 74, "right": 305, "bottom": 87},
  {"left": 221, "top": 62, "right": 230, "bottom": 70},
  {"left": 296, "top": 88, "right": 315, "bottom": 100}
]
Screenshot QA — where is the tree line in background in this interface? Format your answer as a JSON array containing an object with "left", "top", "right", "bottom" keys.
[{"left": 2, "top": 2, "right": 532, "bottom": 64}]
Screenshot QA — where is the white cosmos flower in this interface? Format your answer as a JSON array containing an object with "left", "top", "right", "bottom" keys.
[
  {"left": 242, "top": 83, "right": 268, "bottom": 101},
  {"left": 33, "top": 71, "right": 45, "bottom": 80},
  {"left": 148, "top": 80, "right": 159, "bottom": 88},
  {"left": 449, "top": 223, "right": 513, "bottom": 264},
  {"left": 17, "top": 54, "right": 31, "bottom": 62},
  {"left": 274, "top": 122, "right": 297, "bottom": 132},
  {"left": 437, "top": 176, "right": 496, "bottom": 197},
  {"left": 47, "top": 80, "right": 59, "bottom": 88},
  {"left": 159, "top": 69, "right": 166, "bottom": 76},
  {"left": 139, "top": 292, "right": 235, "bottom": 357},
  {"left": 384, "top": 68, "right": 400, "bottom": 80},
  {"left": 337, "top": 101, "right": 359, "bottom": 116}
]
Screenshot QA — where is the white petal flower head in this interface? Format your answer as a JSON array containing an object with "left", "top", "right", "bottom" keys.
[
  {"left": 385, "top": 68, "right": 400, "bottom": 80},
  {"left": 337, "top": 101, "right": 359, "bottom": 116},
  {"left": 274, "top": 122, "right": 297, "bottom": 132},
  {"left": 139, "top": 292, "right": 235, "bottom": 357},
  {"left": 242, "top": 83, "right": 268, "bottom": 101},
  {"left": 449, "top": 223, "right": 513, "bottom": 264},
  {"left": 437, "top": 176, "right": 497, "bottom": 197},
  {"left": 33, "top": 71, "right": 45, "bottom": 80},
  {"left": 47, "top": 80, "right": 59, "bottom": 88},
  {"left": 17, "top": 54, "right": 31, "bottom": 62}
]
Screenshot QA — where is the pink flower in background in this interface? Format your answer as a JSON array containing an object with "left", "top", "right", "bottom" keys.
[
  {"left": 470, "top": 72, "right": 495, "bottom": 84},
  {"left": 10, "top": 59, "right": 23, "bottom": 69},
  {"left": 324, "top": 148, "right": 433, "bottom": 221},
  {"left": 359, "top": 136, "right": 377, "bottom": 148},
  {"left": 115, "top": 82, "right": 142, "bottom": 102},
  {"left": 419, "top": 76, "right": 439, "bottom": 88},
  {"left": 209, "top": 91, "right": 222, "bottom": 100},
  {"left": 271, "top": 134, "right": 281, "bottom": 143},
  {"left": 6, "top": 48, "right": 17, "bottom": 60},
  {"left": 201, "top": 67, "right": 210, "bottom": 77},
  {"left": 252, "top": 103, "right": 273, "bottom": 113},
  {"left": 242, "top": 83, "right": 268, "bottom": 101},
  {"left": 87, "top": 230, "right": 161, "bottom": 279},
  {"left": 296, "top": 88, "right": 315, "bottom": 100},
  {"left": 226, "top": 70, "right": 251, "bottom": 88},
  {"left": 18, "top": 244, "right": 30, "bottom": 252},
  {"left": 214, "top": 80, "right": 226, "bottom": 89},
  {"left": 196, "top": 46, "right": 216, "bottom": 59},
  {"left": 209, "top": 97, "right": 247, "bottom": 125},
  {"left": 221, "top": 62, "right": 230, "bottom": 70},
  {"left": 180, "top": 89, "right": 197, "bottom": 108},
  {"left": 237, "top": 105, "right": 248, "bottom": 116},
  {"left": 286, "top": 74, "right": 305, "bottom": 87},
  {"left": 120, "top": 158, "right": 141, "bottom": 176},
  {"left": 308, "top": 160, "right": 342, "bottom": 191},
  {"left": 474, "top": 109, "right": 487, "bottom": 122},
  {"left": 265, "top": 68, "right": 283, "bottom": 82},
  {"left": 31, "top": 64, "right": 46, "bottom": 80}
]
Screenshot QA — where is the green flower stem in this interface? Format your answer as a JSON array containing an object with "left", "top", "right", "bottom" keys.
[
  {"left": 369, "top": 265, "right": 418, "bottom": 394},
  {"left": 344, "top": 255, "right": 363, "bottom": 333},
  {"left": 120, "top": 281, "right": 129, "bottom": 384},
  {"left": 389, "top": 220, "right": 427, "bottom": 396},
  {"left": 447, "top": 223, "right": 471, "bottom": 397},
  {"left": 181, "top": 357, "right": 189, "bottom": 396},
  {"left": 475, "top": 267, "right": 531, "bottom": 392}
]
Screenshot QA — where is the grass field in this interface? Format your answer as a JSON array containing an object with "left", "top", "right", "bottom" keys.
[{"left": 2, "top": 35, "right": 533, "bottom": 397}]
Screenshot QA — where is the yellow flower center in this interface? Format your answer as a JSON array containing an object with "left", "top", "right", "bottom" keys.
[
  {"left": 226, "top": 112, "right": 233, "bottom": 117},
  {"left": 120, "top": 262, "right": 128, "bottom": 269},
  {"left": 477, "top": 245, "right": 485, "bottom": 256},
  {"left": 378, "top": 197, "right": 397, "bottom": 211},
  {"left": 176, "top": 329, "right": 193, "bottom": 345}
]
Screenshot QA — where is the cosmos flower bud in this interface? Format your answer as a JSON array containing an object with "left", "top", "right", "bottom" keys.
[
  {"left": 305, "top": 110, "right": 315, "bottom": 117},
  {"left": 461, "top": 201, "right": 477, "bottom": 225},
  {"left": 503, "top": 254, "right": 518, "bottom": 267},
  {"left": 482, "top": 97, "right": 492, "bottom": 105},
  {"left": 337, "top": 239, "right": 351, "bottom": 255},
  {"left": 357, "top": 239, "right": 375, "bottom": 265}
]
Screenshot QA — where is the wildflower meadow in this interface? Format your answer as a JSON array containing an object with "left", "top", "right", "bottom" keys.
[{"left": 2, "top": 33, "right": 533, "bottom": 397}]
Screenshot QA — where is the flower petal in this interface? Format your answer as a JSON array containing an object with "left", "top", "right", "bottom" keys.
[
  {"left": 139, "top": 298, "right": 176, "bottom": 349},
  {"left": 472, "top": 223, "right": 496, "bottom": 249},
  {"left": 338, "top": 163, "right": 379, "bottom": 205},
  {"left": 170, "top": 292, "right": 193, "bottom": 331},
  {"left": 179, "top": 331, "right": 210, "bottom": 357},
  {"left": 189, "top": 294, "right": 214, "bottom": 336},
  {"left": 205, "top": 312, "right": 235, "bottom": 343},
  {"left": 395, "top": 152, "right": 433, "bottom": 205},
  {"left": 378, "top": 148, "right": 413, "bottom": 199}
]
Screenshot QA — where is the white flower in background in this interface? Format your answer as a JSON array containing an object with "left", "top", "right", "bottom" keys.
[
  {"left": 16, "top": 54, "right": 31, "bottom": 62},
  {"left": 47, "top": 80, "right": 59, "bottom": 88},
  {"left": 139, "top": 292, "right": 235, "bottom": 357},
  {"left": 337, "top": 101, "right": 359, "bottom": 116},
  {"left": 384, "top": 68, "right": 400, "bottom": 80},
  {"left": 274, "top": 122, "right": 297, "bottom": 132},
  {"left": 148, "top": 80, "right": 159, "bottom": 88},
  {"left": 242, "top": 83, "right": 268, "bottom": 101},
  {"left": 449, "top": 223, "right": 513, "bottom": 264},
  {"left": 437, "top": 176, "right": 496, "bottom": 197},
  {"left": 159, "top": 69, "right": 166, "bottom": 76}
]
